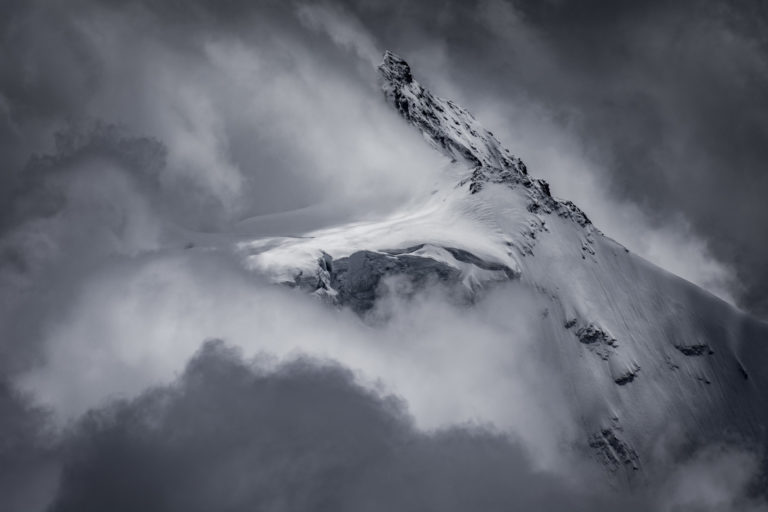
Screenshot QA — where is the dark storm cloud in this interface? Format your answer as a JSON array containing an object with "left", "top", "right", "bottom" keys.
[
  {"left": 14, "top": 339, "right": 763, "bottom": 511},
  {"left": 0, "top": 379, "right": 58, "bottom": 512},
  {"left": 43, "top": 340, "right": 621, "bottom": 512},
  {"left": 3, "top": 339, "right": 766, "bottom": 511}
]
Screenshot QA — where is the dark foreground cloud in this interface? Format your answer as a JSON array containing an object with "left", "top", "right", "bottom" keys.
[
  {"left": 0, "top": 380, "right": 58, "bottom": 511},
  {"left": 45, "top": 340, "right": 613, "bottom": 512},
  {"left": 2, "top": 340, "right": 764, "bottom": 511}
]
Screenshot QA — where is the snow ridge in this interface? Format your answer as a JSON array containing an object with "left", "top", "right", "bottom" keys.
[{"left": 379, "top": 51, "right": 592, "bottom": 229}]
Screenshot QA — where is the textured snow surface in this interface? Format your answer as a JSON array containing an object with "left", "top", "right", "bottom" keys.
[{"left": 236, "top": 51, "right": 768, "bottom": 479}]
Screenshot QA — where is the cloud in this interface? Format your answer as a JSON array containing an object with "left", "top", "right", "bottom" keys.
[
  {"left": 658, "top": 446, "right": 768, "bottom": 512},
  {"left": 1, "top": 0, "right": 446, "bottom": 231},
  {"left": 5, "top": 340, "right": 758, "bottom": 512},
  {"left": 14, "top": 249, "right": 575, "bottom": 469},
  {"left": 0, "top": 0, "right": 447, "bottom": 375},
  {"left": 297, "top": 2, "right": 381, "bottom": 67},
  {"left": 46, "top": 340, "right": 590, "bottom": 511},
  {"left": 0, "top": 379, "right": 59, "bottom": 512}
]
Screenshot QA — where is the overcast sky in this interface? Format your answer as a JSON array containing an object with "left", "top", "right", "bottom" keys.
[{"left": 1, "top": 1, "right": 767, "bottom": 510}]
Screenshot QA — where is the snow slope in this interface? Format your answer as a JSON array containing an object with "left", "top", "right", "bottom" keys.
[{"left": 237, "top": 51, "right": 768, "bottom": 479}]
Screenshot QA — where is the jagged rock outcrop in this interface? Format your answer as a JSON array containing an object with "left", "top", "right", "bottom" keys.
[
  {"left": 329, "top": 250, "right": 460, "bottom": 313},
  {"left": 589, "top": 425, "right": 640, "bottom": 473},
  {"left": 285, "top": 244, "right": 518, "bottom": 312}
]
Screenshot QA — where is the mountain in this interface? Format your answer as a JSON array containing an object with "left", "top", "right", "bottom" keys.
[{"left": 237, "top": 51, "right": 768, "bottom": 480}]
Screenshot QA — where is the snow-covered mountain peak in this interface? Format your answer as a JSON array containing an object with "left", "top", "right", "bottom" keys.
[{"left": 235, "top": 51, "right": 768, "bottom": 480}]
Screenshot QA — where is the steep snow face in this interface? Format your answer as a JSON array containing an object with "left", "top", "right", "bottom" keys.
[{"left": 239, "top": 51, "right": 768, "bottom": 479}]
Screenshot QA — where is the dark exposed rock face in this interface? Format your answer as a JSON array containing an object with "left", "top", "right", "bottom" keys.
[
  {"left": 590, "top": 428, "right": 640, "bottom": 472},
  {"left": 289, "top": 246, "right": 517, "bottom": 313},
  {"left": 575, "top": 324, "right": 618, "bottom": 361},
  {"left": 330, "top": 250, "right": 461, "bottom": 313},
  {"left": 576, "top": 324, "right": 616, "bottom": 346},
  {"left": 674, "top": 343, "right": 714, "bottom": 356},
  {"left": 379, "top": 51, "right": 413, "bottom": 83}
]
